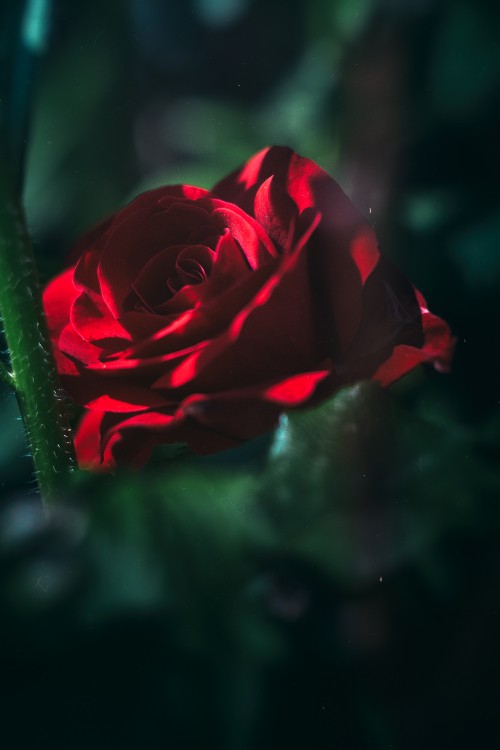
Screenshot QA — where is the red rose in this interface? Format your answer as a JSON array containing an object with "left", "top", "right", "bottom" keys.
[{"left": 43, "top": 146, "right": 454, "bottom": 471}]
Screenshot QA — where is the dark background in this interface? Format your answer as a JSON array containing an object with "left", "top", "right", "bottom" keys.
[{"left": 0, "top": 1, "right": 499, "bottom": 748}]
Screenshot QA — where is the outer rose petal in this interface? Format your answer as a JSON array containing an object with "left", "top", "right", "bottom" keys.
[
  {"left": 215, "top": 146, "right": 380, "bottom": 352},
  {"left": 372, "top": 292, "right": 455, "bottom": 387},
  {"left": 180, "top": 371, "right": 332, "bottom": 442},
  {"left": 75, "top": 410, "right": 181, "bottom": 471},
  {"left": 75, "top": 370, "right": 331, "bottom": 471},
  {"left": 43, "top": 268, "right": 77, "bottom": 341},
  {"left": 75, "top": 407, "right": 238, "bottom": 471},
  {"left": 43, "top": 269, "right": 81, "bottom": 376},
  {"left": 75, "top": 410, "right": 112, "bottom": 471}
]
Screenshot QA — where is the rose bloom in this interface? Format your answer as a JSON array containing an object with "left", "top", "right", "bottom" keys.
[{"left": 43, "top": 147, "right": 454, "bottom": 471}]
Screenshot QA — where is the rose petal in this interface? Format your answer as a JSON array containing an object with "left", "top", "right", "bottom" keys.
[
  {"left": 215, "top": 146, "right": 380, "bottom": 351},
  {"left": 254, "top": 175, "right": 298, "bottom": 251},
  {"left": 74, "top": 407, "right": 239, "bottom": 470},
  {"left": 371, "top": 287, "right": 455, "bottom": 386},
  {"left": 179, "top": 369, "right": 330, "bottom": 444},
  {"left": 202, "top": 230, "right": 253, "bottom": 299},
  {"left": 211, "top": 204, "right": 278, "bottom": 269},
  {"left": 85, "top": 384, "right": 171, "bottom": 412},
  {"left": 43, "top": 268, "right": 77, "bottom": 341},
  {"left": 71, "top": 293, "right": 133, "bottom": 345},
  {"left": 92, "top": 261, "right": 278, "bottom": 371},
  {"left": 98, "top": 202, "right": 214, "bottom": 317},
  {"left": 263, "top": 369, "right": 331, "bottom": 404}
]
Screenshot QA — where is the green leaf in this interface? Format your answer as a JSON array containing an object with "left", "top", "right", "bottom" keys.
[{"left": 259, "top": 382, "right": 499, "bottom": 589}]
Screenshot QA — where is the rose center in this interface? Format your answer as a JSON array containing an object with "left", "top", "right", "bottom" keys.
[
  {"left": 130, "top": 243, "right": 214, "bottom": 314},
  {"left": 167, "top": 255, "right": 209, "bottom": 294}
]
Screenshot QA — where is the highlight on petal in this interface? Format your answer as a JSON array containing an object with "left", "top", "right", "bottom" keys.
[
  {"left": 264, "top": 370, "right": 330, "bottom": 405},
  {"left": 254, "top": 176, "right": 298, "bottom": 251},
  {"left": 43, "top": 268, "right": 77, "bottom": 341},
  {"left": 222, "top": 146, "right": 269, "bottom": 193},
  {"left": 71, "top": 293, "right": 133, "bottom": 344},
  {"left": 74, "top": 409, "right": 112, "bottom": 472},
  {"left": 85, "top": 384, "right": 171, "bottom": 412},
  {"left": 211, "top": 203, "right": 278, "bottom": 268},
  {"left": 350, "top": 227, "right": 380, "bottom": 285}
]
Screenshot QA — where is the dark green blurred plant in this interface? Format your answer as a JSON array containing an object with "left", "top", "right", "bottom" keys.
[{"left": 1, "top": 382, "right": 498, "bottom": 748}]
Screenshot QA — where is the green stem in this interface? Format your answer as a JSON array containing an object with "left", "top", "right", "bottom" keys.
[{"left": 0, "top": 158, "right": 76, "bottom": 504}]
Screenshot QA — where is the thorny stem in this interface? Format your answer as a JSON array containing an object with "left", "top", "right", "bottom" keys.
[{"left": 0, "top": 157, "right": 76, "bottom": 506}]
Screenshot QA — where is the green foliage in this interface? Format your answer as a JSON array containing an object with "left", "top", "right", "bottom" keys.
[
  {"left": 260, "top": 383, "right": 498, "bottom": 588},
  {"left": 1, "top": 382, "right": 498, "bottom": 747},
  {"left": 74, "top": 468, "right": 263, "bottom": 629}
]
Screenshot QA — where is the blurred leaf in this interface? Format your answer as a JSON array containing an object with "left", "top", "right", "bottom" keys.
[
  {"left": 24, "top": 37, "right": 119, "bottom": 230},
  {"left": 430, "top": 1, "right": 500, "bottom": 117},
  {"left": 402, "top": 189, "right": 458, "bottom": 232},
  {"left": 70, "top": 467, "right": 271, "bottom": 647},
  {"left": 331, "top": 0, "right": 374, "bottom": 41},
  {"left": 259, "top": 382, "right": 499, "bottom": 589},
  {"left": 451, "top": 213, "right": 500, "bottom": 290}
]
